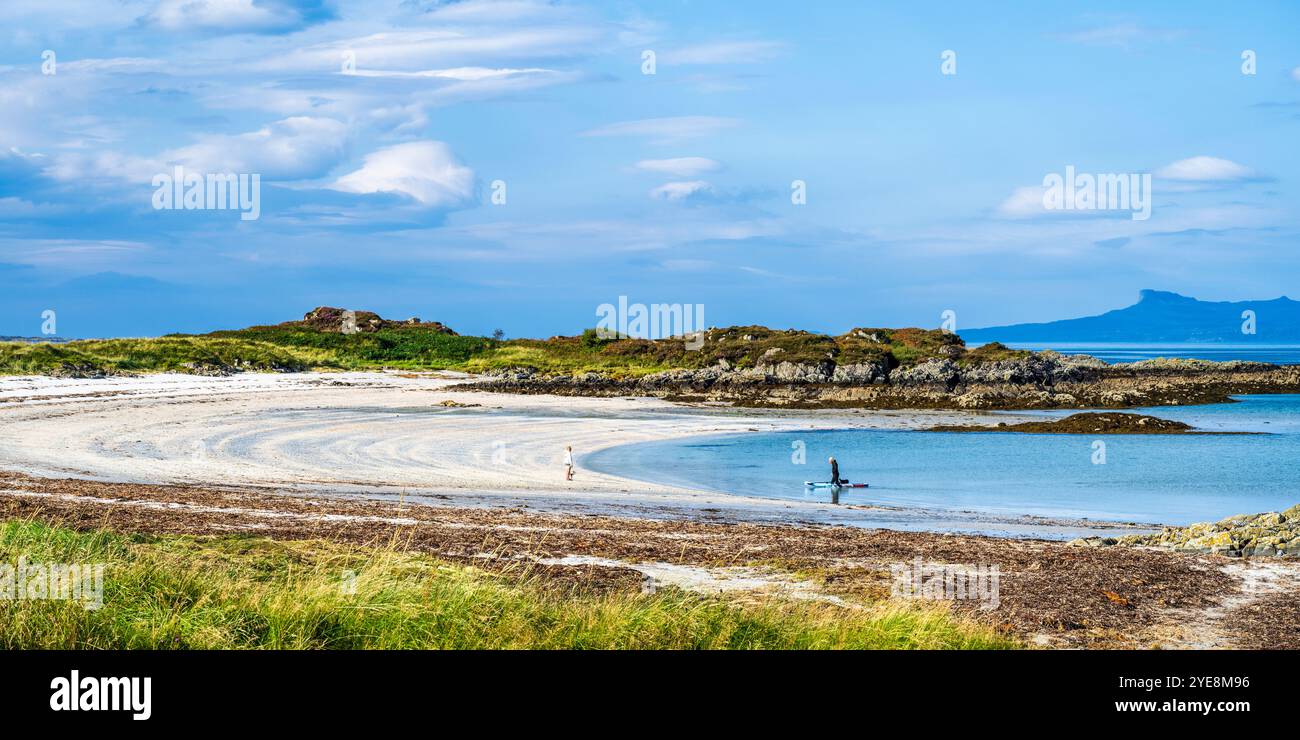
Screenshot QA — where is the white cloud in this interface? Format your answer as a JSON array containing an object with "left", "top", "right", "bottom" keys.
[
  {"left": 262, "top": 27, "right": 606, "bottom": 73},
  {"left": 1057, "top": 22, "right": 1186, "bottom": 47},
  {"left": 581, "top": 116, "right": 740, "bottom": 142},
  {"left": 346, "top": 66, "right": 555, "bottom": 81},
  {"left": 332, "top": 141, "right": 474, "bottom": 207},
  {"left": 162, "top": 117, "right": 349, "bottom": 180},
  {"left": 996, "top": 185, "right": 1049, "bottom": 218},
  {"left": 1155, "top": 156, "right": 1257, "bottom": 182},
  {"left": 634, "top": 157, "right": 721, "bottom": 177},
  {"left": 38, "top": 117, "right": 348, "bottom": 187},
  {"left": 142, "top": 0, "right": 310, "bottom": 33},
  {"left": 1291, "top": 66, "right": 1300, "bottom": 82},
  {"left": 664, "top": 41, "right": 785, "bottom": 65},
  {"left": 59, "top": 57, "right": 170, "bottom": 74},
  {"left": 650, "top": 180, "right": 712, "bottom": 201},
  {"left": 660, "top": 258, "right": 713, "bottom": 271}
]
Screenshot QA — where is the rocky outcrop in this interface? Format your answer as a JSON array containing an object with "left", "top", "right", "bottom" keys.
[
  {"left": 749, "top": 359, "right": 836, "bottom": 384},
  {"left": 296, "top": 307, "right": 457, "bottom": 335},
  {"left": 1073, "top": 505, "right": 1300, "bottom": 558},
  {"left": 892, "top": 359, "right": 962, "bottom": 390},
  {"left": 928, "top": 412, "right": 1199, "bottom": 434},
  {"left": 463, "top": 349, "right": 1300, "bottom": 411},
  {"left": 831, "top": 362, "right": 889, "bottom": 385},
  {"left": 49, "top": 362, "right": 119, "bottom": 379}
]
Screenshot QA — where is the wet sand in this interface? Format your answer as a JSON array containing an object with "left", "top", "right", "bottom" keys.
[
  {"left": 1, "top": 371, "right": 1297, "bottom": 648},
  {"left": 0, "top": 371, "right": 1146, "bottom": 538},
  {"left": 2, "top": 469, "right": 1296, "bottom": 648}
]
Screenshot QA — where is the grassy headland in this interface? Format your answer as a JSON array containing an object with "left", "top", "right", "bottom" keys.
[
  {"left": 0, "top": 519, "right": 1012, "bottom": 650},
  {"left": 9, "top": 306, "right": 1297, "bottom": 412},
  {"left": 0, "top": 305, "right": 1019, "bottom": 378}
]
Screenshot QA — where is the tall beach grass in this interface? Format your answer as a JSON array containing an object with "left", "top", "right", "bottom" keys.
[{"left": 0, "top": 520, "right": 1015, "bottom": 650}]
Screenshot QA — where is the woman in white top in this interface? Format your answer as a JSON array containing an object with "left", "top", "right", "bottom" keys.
[{"left": 563, "top": 445, "right": 575, "bottom": 481}]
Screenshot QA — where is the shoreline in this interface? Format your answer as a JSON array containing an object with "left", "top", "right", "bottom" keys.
[
  {"left": 0, "top": 371, "right": 1157, "bottom": 538},
  {"left": 1, "top": 371, "right": 1297, "bottom": 649},
  {"left": 2, "top": 468, "right": 1296, "bottom": 649}
]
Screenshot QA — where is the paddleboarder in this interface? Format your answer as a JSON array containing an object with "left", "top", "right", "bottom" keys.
[{"left": 829, "top": 456, "right": 843, "bottom": 486}]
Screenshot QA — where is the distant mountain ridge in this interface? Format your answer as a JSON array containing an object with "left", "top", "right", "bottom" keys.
[{"left": 963, "top": 290, "right": 1300, "bottom": 343}]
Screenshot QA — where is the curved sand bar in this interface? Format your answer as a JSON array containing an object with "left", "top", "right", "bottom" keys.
[{"left": 0, "top": 372, "right": 1139, "bottom": 537}]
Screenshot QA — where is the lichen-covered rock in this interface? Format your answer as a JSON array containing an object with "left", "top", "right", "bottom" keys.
[
  {"left": 893, "top": 359, "right": 961, "bottom": 389},
  {"left": 1074, "top": 506, "right": 1300, "bottom": 558},
  {"left": 831, "top": 362, "right": 887, "bottom": 384},
  {"left": 752, "top": 360, "right": 835, "bottom": 383}
]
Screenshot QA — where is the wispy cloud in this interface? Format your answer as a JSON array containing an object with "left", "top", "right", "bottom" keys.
[
  {"left": 649, "top": 180, "right": 712, "bottom": 201},
  {"left": 634, "top": 157, "right": 722, "bottom": 177},
  {"left": 1056, "top": 21, "right": 1187, "bottom": 48},
  {"left": 141, "top": 0, "right": 335, "bottom": 34},
  {"left": 331, "top": 141, "right": 475, "bottom": 207},
  {"left": 581, "top": 116, "right": 740, "bottom": 142},
  {"left": 663, "top": 40, "right": 785, "bottom": 65},
  {"left": 1155, "top": 156, "right": 1260, "bottom": 183}
]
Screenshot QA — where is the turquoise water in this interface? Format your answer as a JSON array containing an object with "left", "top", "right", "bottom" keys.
[
  {"left": 994, "top": 343, "right": 1300, "bottom": 365},
  {"left": 583, "top": 395, "right": 1300, "bottom": 526}
]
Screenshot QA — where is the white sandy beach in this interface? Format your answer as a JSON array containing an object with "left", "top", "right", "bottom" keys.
[{"left": 0, "top": 371, "right": 1140, "bottom": 537}]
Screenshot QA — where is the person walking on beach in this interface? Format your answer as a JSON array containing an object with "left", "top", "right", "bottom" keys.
[
  {"left": 829, "top": 456, "right": 843, "bottom": 486},
  {"left": 563, "top": 445, "right": 575, "bottom": 481}
]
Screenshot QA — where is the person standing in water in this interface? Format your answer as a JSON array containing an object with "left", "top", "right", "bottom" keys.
[
  {"left": 829, "top": 456, "right": 843, "bottom": 486},
  {"left": 564, "top": 445, "right": 575, "bottom": 481}
]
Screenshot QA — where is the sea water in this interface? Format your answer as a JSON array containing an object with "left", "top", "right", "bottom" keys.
[
  {"left": 583, "top": 395, "right": 1300, "bottom": 527},
  {"left": 995, "top": 343, "right": 1300, "bottom": 365}
]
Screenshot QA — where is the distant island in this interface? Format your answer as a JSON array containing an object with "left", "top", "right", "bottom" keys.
[
  {"left": 0, "top": 336, "right": 69, "bottom": 344},
  {"left": 962, "top": 290, "right": 1298, "bottom": 344}
]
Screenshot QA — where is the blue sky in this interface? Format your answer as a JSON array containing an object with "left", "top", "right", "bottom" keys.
[{"left": 1, "top": 0, "right": 1298, "bottom": 338}]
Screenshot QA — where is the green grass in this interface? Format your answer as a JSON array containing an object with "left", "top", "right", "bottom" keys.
[
  {"left": 959, "top": 341, "right": 1032, "bottom": 366},
  {"left": 205, "top": 325, "right": 496, "bottom": 369},
  {"left": 0, "top": 316, "right": 992, "bottom": 378},
  {"left": 0, "top": 520, "right": 1015, "bottom": 650},
  {"left": 0, "top": 336, "right": 333, "bottom": 375}
]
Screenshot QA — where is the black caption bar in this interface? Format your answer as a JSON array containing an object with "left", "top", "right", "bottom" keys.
[{"left": 0, "top": 649, "right": 1285, "bottom": 728}]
